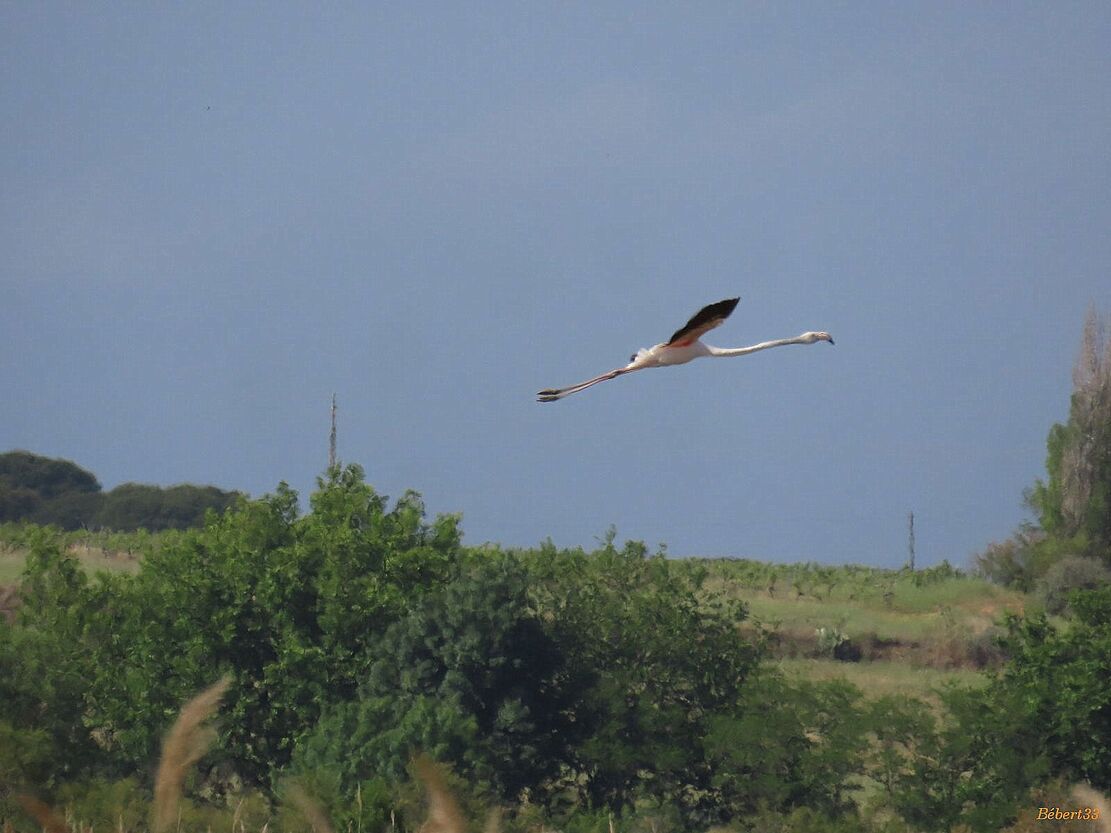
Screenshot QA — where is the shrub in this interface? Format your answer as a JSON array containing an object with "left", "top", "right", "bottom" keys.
[
  {"left": 974, "top": 527, "right": 1045, "bottom": 590},
  {"left": 993, "top": 586, "right": 1111, "bottom": 790},
  {"left": 1036, "top": 556, "right": 1111, "bottom": 615}
]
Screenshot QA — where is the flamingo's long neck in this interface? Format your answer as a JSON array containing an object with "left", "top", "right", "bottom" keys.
[{"left": 707, "top": 336, "right": 811, "bottom": 357}]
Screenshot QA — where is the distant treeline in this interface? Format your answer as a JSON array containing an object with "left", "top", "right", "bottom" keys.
[{"left": 0, "top": 450, "right": 242, "bottom": 531}]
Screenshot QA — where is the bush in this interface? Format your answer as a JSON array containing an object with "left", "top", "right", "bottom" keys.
[
  {"left": 706, "top": 674, "right": 870, "bottom": 821},
  {"left": 974, "top": 527, "right": 1045, "bottom": 590},
  {"left": 993, "top": 586, "right": 1111, "bottom": 790},
  {"left": 292, "top": 552, "right": 570, "bottom": 801},
  {"left": 1036, "top": 556, "right": 1111, "bottom": 615}
]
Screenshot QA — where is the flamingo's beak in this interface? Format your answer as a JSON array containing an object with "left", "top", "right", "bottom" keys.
[{"left": 828, "top": 336, "right": 835, "bottom": 345}]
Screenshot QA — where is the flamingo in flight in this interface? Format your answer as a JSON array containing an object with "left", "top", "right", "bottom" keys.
[{"left": 537, "top": 297, "right": 833, "bottom": 402}]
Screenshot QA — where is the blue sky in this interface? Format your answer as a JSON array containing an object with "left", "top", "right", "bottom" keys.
[{"left": 3, "top": 4, "right": 1109, "bottom": 566}]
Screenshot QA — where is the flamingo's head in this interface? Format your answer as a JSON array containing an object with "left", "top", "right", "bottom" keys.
[{"left": 804, "top": 331, "right": 834, "bottom": 345}]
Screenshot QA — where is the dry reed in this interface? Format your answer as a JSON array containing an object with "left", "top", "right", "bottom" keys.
[
  {"left": 413, "top": 756, "right": 466, "bottom": 833},
  {"left": 284, "top": 782, "right": 335, "bottom": 833},
  {"left": 13, "top": 795, "right": 69, "bottom": 833},
  {"left": 151, "top": 676, "right": 231, "bottom": 833},
  {"left": 1072, "top": 784, "right": 1110, "bottom": 833}
]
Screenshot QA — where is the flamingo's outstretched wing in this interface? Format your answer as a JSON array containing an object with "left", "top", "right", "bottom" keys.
[{"left": 666, "top": 297, "right": 740, "bottom": 346}]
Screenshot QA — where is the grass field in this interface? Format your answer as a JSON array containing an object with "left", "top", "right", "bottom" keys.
[
  {"left": 684, "top": 558, "right": 1029, "bottom": 701},
  {"left": 0, "top": 542, "right": 141, "bottom": 583},
  {"left": 695, "top": 560, "right": 1025, "bottom": 653},
  {"left": 777, "top": 657, "right": 989, "bottom": 704}
]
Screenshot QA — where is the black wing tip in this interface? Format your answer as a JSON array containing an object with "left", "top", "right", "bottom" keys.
[
  {"left": 717, "top": 297, "right": 741, "bottom": 314},
  {"left": 666, "top": 297, "right": 742, "bottom": 344}
]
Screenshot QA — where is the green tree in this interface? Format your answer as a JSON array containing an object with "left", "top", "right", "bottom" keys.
[
  {"left": 706, "top": 675, "right": 869, "bottom": 821},
  {"left": 35, "top": 490, "right": 106, "bottom": 530},
  {"left": 874, "top": 686, "right": 1047, "bottom": 832},
  {"left": 293, "top": 552, "right": 572, "bottom": 802},
  {"left": 0, "top": 530, "right": 107, "bottom": 783},
  {"left": 989, "top": 585, "right": 1111, "bottom": 790},
  {"left": 1029, "top": 307, "right": 1111, "bottom": 563},
  {"left": 977, "top": 309, "right": 1111, "bottom": 587},
  {"left": 527, "top": 531, "right": 760, "bottom": 824},
  {"left": 72, "top": 465, "right": 462, "bottom": 785},
  {"left": 0, "top": 486, "right": 41, "bottom": 524},
  {"left": 93, "top": 482, "right": 242, "bottom": 531},
  {"left": 0, "top": 451, "right": 100, "bottom": 499},
  {"left": 0, "top": 451, "right": 103, "bottom": 527}
]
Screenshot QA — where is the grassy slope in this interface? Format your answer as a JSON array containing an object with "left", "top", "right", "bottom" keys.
[
  {"left": 778, "top": 657, "right": 988, "bottom": 705},
  {"left": 689, "top": 559, "right": 1028, "bottom": 702},
  {"left": 701, "top": 564, "right": 1025, "bottom": 642},
  {"left": 0, "top": 542, "right": 141, "bottom": 583}
]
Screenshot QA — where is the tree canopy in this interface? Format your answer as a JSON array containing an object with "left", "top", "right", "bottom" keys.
[{"left": 0, "top": 451, "right": 242, "bottom": 531}]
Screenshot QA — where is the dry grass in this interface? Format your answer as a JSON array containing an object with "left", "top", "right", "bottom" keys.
[
  {"left": 13, "top": 795, "right": 69, "bottom": 833},
  {"left": 1072, "top": 784, "right": 1111, "bottom": 833},
  {"left": 284, "top": 783, "right": 335, "bottom": 833},
  {"left": 1, "top": 545, "right": 140, "bottom": 585},
  {"left": 0, "top": 550, "right": 29, "bottom": 584},
  {"left": 151, "top": 676, "right": 231, "bottom": 833},
  {"left": 413, "top": 756, "right": 467, "bottom": 833},
  {"left": 994, "top": 781, "right": 1110, "bottom": 832},
  {"left": 10, "top": 675, "right": 484, "bottom": 833}
]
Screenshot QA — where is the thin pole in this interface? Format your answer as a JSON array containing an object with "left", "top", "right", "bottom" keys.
[
  {"left": 907, "top": 511, "right": 915, "bottom": 571},
  {"left": 329, "top": 393, "right": 337, "bottom": 470}
]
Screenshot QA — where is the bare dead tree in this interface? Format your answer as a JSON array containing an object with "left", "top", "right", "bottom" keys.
[{"left": 1060, "top": 306, "right": 1111, "bottom": 535}]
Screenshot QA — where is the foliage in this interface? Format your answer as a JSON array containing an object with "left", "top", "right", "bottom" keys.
[
  {"left": 990, "top": 585, "right": 1111, "bottom": 790},
  {"left": 8, "top": 462, "right": 1110, "bottom": 831},
  {"left": 53, "top": 777, "right": 151, "bottom": 833},
  {"left": 525, "top": 531, "right": 760, "bottom": 823},
  {"left": 815, "top": 626, "right": 850, "bottom": 658},
  {"left": 1029, "top": 308, "right": 1111, "bottom": 560},
  {"left": 974, "top": 525, "right": 1048, "bottom": 591},
  {"left": 0, "top": 451, "right": 100, "bottom": 499},
  {"left": 293, "top": 551, "right": 571, "bottom": 800},
  {"left": 92, "top": 483, "right": 242, "bottom": 531},
  {"left": 2, "top": 465, "right": 463, "bottom": 790},
  {"left": 859, "top": 586, "right": 1111, "bottom": 829},
  {"left": 1035, "top": 555, "right": 1111, "bottom": 615},
  {"left": 0, "top": 530, "right": 107, "bottom": 782},
  {"left": 0, "top": 721, "right": 56, "bottom": 825},
  {"left": 977, "top": 309, "right": 1111, "bottom": 588},
  {"left": 0, "top": 488, "right": 42, "bottom": 525},
  {"left": 869, "top": 686, "right": 1048, "bottom": 832},
  {"left": 706, "top": 673, "right": 870, "bottom": 821},
  {"left": 0, "top": 522, "right": 182, "bottom": 560},
  {"left": 295, "top": 532, "right": 767, "bottom": 828},
  {"left": 0, "top": 451, "right": 102, "bottom": 529},
  {"left": 0, "top": 450, "right": 242, "bottom": 531}
]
